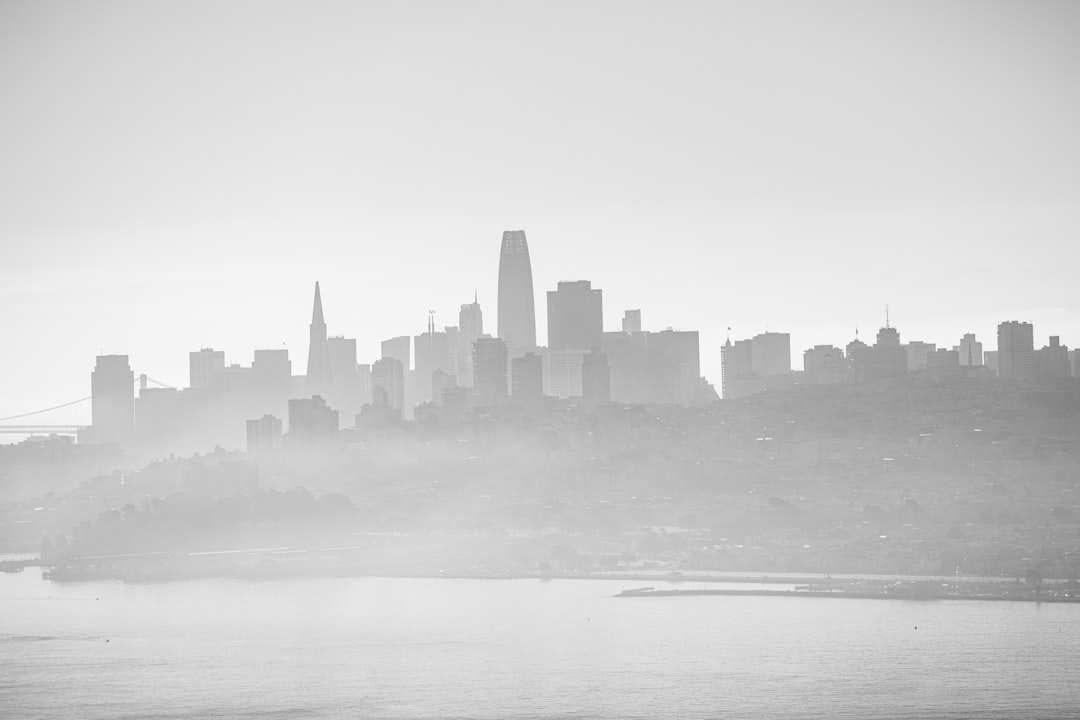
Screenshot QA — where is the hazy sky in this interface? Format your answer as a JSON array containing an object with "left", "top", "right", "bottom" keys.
[{"left": 2, "top": 0, "right": 1078, "bottom": 423}]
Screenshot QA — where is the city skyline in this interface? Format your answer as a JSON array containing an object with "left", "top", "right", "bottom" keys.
[
  {"left": 2, "top": 1, "right": 1077, "bottom": 422},
  {"left": 2, "top": 253, "right": 1078, "bottom": 431}
]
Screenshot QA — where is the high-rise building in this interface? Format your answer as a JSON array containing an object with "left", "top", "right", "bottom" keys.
[
  {"left": 497, "top": 230, "right": 537, "bottom": 355},
  {"left": 984, "top": 350, "right": 999, "bottom": 375},
  {"left": 414, "top": 319, "right": 454, "bottom": 405},
  {"left": 91, "top": 355, "right": 134, "bottom": 443},
  {"left": 306, "top": 282, "right": 332, "bottom": 396},
  {"left": 622, "top": 309, "right": 642, "bottom": 333},
  {"left": 649, "top": 330, "right": 701, "bottom": 405},
  {"left": 958, "top": 333, "right": 983, "bottom": 366},
  {"left": 927, "top": 349, "right": 963, "bottom": 382},
  {"left": 371, "top": 357, "right": 405, "bottom": 419},
  {"left": 804, "top": 345, "right": 845, "bottom": 385},
  {"left": 287, "top": 395, "right": 339, "bottom": 444},
  {"left": 511, "top": 352, "right": 544, "bottom": 406},
  {"left": 326, "top": 336, "right": 360, "bottom": 426},
  {"left": 547, "top": 280, "right": 603, "bottom": 351},
  {"left": 189, "top": 348, "right": 225, "bottom": 389},
  {"left": 381, "top": 336, "right": 411, "bottom": 371},
  {"left": 997, "top": 321, "right": 1034, "bottom": 381},
  {"left": 906, "top": 341, "right": 936, "bottom": 372},
  {"left": 750, "top": 332, "right": 791, "bottom": 377},
  {"left": 582, "top": 351, "right": 611, "bottom": 406},
  {"left": 458, "top": 294, "right": 484, "bottom": 387},
  {"left": 546, "top": 349, "right": 588, "bottom": 399},
  {"left": 473, "top": 337, "right": 509, "bottom": 408},
  {"left": 602, "top": 330, "right": 651, "bottom": 403},
  {"left": 356, "top": 363, "right": 372, "bottom": 406},
  {"left": 1035, "top": 336, "right": 1072, "bottom": 383},
  {"left": 870, "top": 326, "right": 907, "bottom": 379},
  {"left": 380, "top": 334, "right": 412, "bottom": 417},
  {"left": 246, "top": 414, "right": 282, "bottom": 453},
  {"left": 721, "top": 338, "right": 757, "bottom": 398}
]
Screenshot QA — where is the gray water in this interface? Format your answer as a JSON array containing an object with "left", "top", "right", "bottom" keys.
[{"left": 2, "top": 568, "right": 1078, "bottom": 719}]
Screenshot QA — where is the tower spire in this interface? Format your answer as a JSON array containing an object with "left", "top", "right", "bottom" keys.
[
  {"left": 312, "top": 281, "right": 325, "bottom": 325},
  {"left": 306, "top": 281, "right": 331, "bottom": 395}
]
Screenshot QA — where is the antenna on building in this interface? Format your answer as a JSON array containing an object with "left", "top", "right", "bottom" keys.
[{"left": 885, "top": 304, "right": 890, "bottom": 329}]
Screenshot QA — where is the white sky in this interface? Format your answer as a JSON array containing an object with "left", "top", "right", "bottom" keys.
[{"left": 1, "top": 0, "right": 1078, "bottom": 422}]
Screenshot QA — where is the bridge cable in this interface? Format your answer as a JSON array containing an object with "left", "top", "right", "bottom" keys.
[{"left": 0, "top": 396, "right": 92, "bottom": 423}]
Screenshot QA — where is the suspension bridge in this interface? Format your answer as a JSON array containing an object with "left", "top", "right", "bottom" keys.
[{"left": 0, "top": 375, "right": 175, "bottom": 438}]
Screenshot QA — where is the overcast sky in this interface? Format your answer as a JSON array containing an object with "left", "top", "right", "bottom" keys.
[{"left": 1, "top": 0, "right": 1078, "bottom": 423}]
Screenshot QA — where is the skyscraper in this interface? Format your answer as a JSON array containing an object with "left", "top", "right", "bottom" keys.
[
  {"left": 997, "top": 321, "right": 1034, "bottom": 381},
  {"left": 473, "top": 337, "right": 509, "bottom": 408},
  {"left": 511, "top": 352, "right": 544, "bottom": 406},
  {"left": 750, "top": 332, "right": 791, "bottom": 377},
  {"left": 547, "top": 280, "right": 603, "bottom": 351},
  {"left": 582, "top": 350, "right": 611, "bottom": 406},
  {"left": 306, "top": 282, "right": 332, "bottom": 396},
  {"left": 91, "top": 355, "right": 134, "bottom": 443},
  {"left": 958, "top": 333, "right": 983, "bottom": 366},
  {"left": 189, "top": 348, "right": 225, "bottom": 389},
  {"left": 458, "top": 294, "right": 484, "bottom": 387},
  {"left": 497, "top": 230, "right": 537, "bottom": 355}
]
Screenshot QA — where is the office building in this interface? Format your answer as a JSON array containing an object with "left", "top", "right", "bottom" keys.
[
  {"left": 246, "top": 414, "right": 282, "bottom": 453},
  {"left": 547, "top": 280, "right": 603, "bottom": 351},
  {"left": 958, "top": 333, "right": 983, "bottom": 366},
  {"left": 189, "top": 348, "right": 225, "bottom": 389},
  {"left": 547, "top": 349, "right": 587, "bottom": 399},
  {"left": 927, "top": 349, "right": 963, "bottom": 382},
  {"left": 458, "top": 294, "right": 484, "bottom": 387},
  {"left": 804, "top": 345, "right": 845, "bottom": 385},
  {"left": 906, "top": 341, "right": 936, "bottom": 372},
  {"left": 287, "top": 395, "right": 338, "bottom": 444},
  {"left": 1036, "top": 336, "right": 1072, "bottom": 383},
  {"left": 371, "top": 357, "right": 405, "bottom": 419},
  {"left": 997, "top": 321, "right": 1035, "bottom": 381},
  {"left": 473, "top": 337, "right": 509, "bottom": 407},
  {"left": 91, "top": 355, "right": 135, "bottom": 444},
  {"left": 327, "top": 336, "right": 360, "bottom": 426},
  {"left": 622, "top": 309, "right": 642, "bottom": 333},
  {"left": 497, "top": 230, "right": 537, "bottom": 355},
  {"left": 582, "top": 351, "right": 611, "bottom": 406},
  {"left": 750, "top": 332, "right": 791, "bottom": 377},
  {"left": 721, "top": 337, "right": 757, "bottom": 398},
  {"left": 511, "top": 352, "right": 544, "bottom": 407}
]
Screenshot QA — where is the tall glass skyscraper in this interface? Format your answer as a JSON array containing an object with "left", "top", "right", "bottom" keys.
[{"left": 497, "top": 230, "right": 537, "bottom": 355}]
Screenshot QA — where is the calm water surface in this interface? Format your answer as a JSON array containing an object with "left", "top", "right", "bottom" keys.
[{"left": 2, "top": 568, "right": 1078, "bottom": 719}]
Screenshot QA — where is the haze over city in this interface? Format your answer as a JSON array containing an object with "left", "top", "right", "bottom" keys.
[
  {"left": 2, "top": 0, "right": 1078, "bottom": 421},
  {"left": 4, "top": 2, "right": 1080, "bottom": 719}
]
